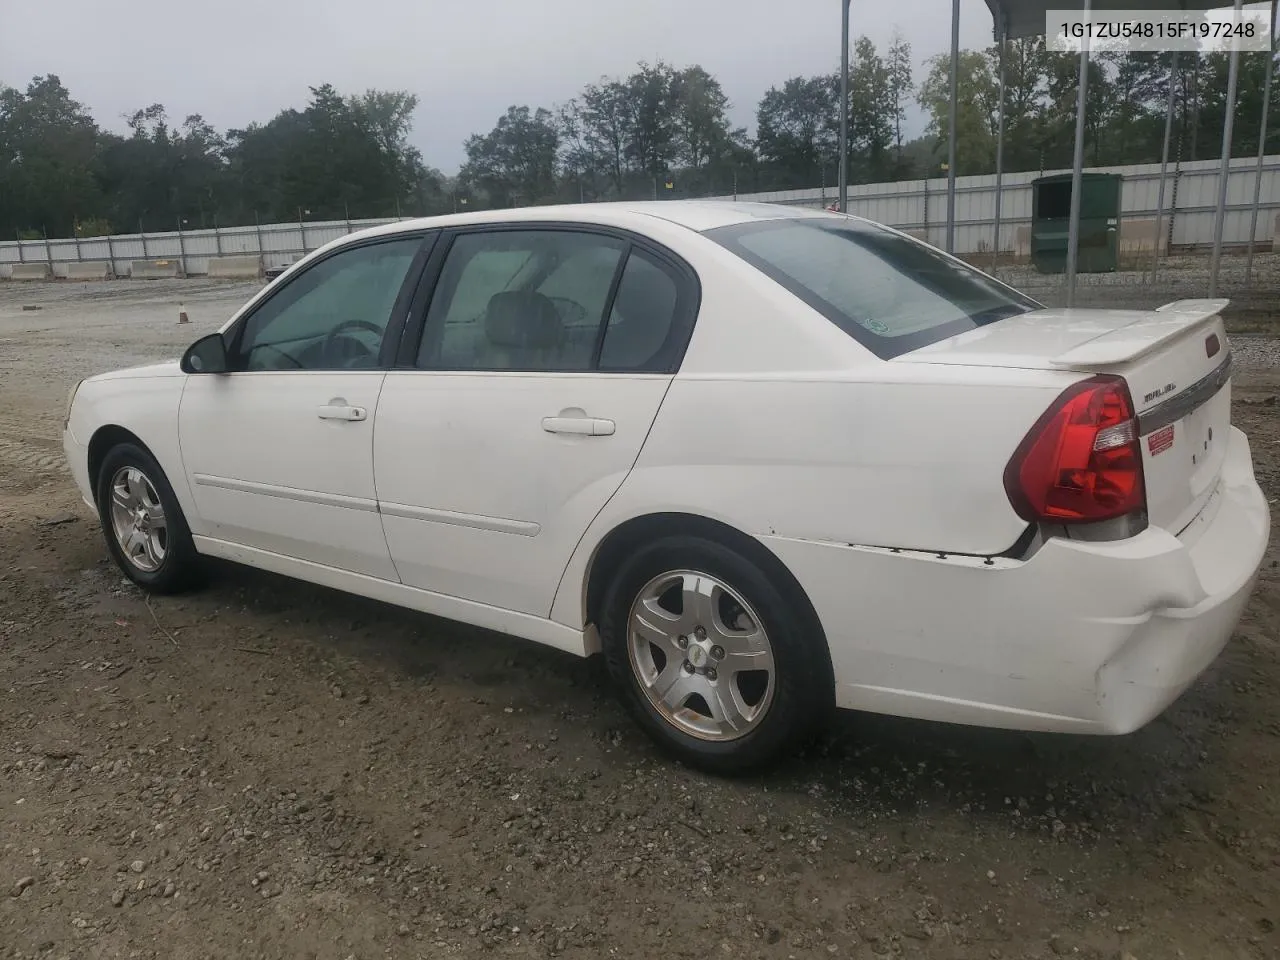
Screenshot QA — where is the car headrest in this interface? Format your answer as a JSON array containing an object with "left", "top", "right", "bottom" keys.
[{"left": 484, "top": 291, "right": 563, "bottom": 350}]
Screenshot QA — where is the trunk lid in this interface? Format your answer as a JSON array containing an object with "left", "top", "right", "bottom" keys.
[{"left": 901, "top": 300, "right": 1233, "bottom": 536}]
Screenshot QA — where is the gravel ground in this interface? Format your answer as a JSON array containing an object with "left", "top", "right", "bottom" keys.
[
  {"left": 983, "top": 252, "right": 1280, "bottom": 330},
  {"left": 1, "top": 279, "right": 1278, "bottom": 960}
]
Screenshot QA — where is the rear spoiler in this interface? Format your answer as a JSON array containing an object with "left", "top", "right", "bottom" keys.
[
  {"left": 1049, "top": 298, "right": 1229, "bottom": 369},
  {"left": 1153, "top": 298, "right": 1230, "bottom": 316}
]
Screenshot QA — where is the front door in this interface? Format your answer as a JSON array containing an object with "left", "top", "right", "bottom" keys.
[
  {"left": 179, "top": 235, "right": 429, "bottom": 579},
  {"left": 375, "top": 226, "right": 698, "bottom": 615}
]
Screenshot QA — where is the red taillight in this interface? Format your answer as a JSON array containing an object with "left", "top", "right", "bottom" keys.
[{"left": 1004, "top": 375, "right": 1146, "bottom": 524}]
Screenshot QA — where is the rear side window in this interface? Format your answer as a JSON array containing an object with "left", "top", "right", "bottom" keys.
[
  {"left": 598, "top": 250, "right": 681, "bottom": 371},
  {"left": 706, "top": 219, "right": 1040, "bottom": 360},
  {"left": 415, "top": 227, "right": 700, "bottom": 374},
  {"left": 420, "top": 230, "right": 626, "bottom": 372}
]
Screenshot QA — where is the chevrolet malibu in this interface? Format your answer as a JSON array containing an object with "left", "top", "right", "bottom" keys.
[{"left": 62, "top": 201, "right": 1269, "bottom": 774}]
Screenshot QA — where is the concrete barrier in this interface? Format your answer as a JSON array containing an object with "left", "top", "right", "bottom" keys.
[
  {"left": 7, "top": 262, "right": 52, "bottom": 281},
  {"left": 206, "top": 255, "right": 263, "bottom": 279},
  {"left": 130, "top": 258, "right": 184, "bottom": 279},
  {"left": 64, "top": 261, "right": 114, "bottom": 281}
]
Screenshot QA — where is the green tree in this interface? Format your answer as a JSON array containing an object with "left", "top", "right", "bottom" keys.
[
  {"left": 887, "top": 30, "right": 914, "bottom": 170},
  {"left": 624, "top": 61, "right": 680, "bottom": 184},
  {"left": 755, "top": 75, "right": 839, "bottom": 189},
  {"left": 991, "top": 37, "right": 1052, "bottom": 172},
  {"left": 849, "top": 37, "right": 895, "bottom": 181},
  {"left": 671, "top": 65, "right": 732, "bottom": 173},
  {"left": 459, "top": 105, "right": 560, "bottom": 208},
  {"left": 0, "top": 75, "right": 103, "bottom": 237},
  {"left": 919, "top": 51, "right": 999, "bottom": 175},
  {"left": 576, "top": 79, "right": 631, "bottom": 196}
]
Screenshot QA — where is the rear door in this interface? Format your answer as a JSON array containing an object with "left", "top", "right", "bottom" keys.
[{"left": 374, "top": 225, "right": 698, "bottom": 615}]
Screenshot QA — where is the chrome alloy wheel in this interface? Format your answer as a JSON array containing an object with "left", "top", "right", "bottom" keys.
[
  {"left": 108, "top": 466, "right": 168, "bottom": 573},
  {"left": 626, "top": 570, "right": 776, "bottom": 741}
]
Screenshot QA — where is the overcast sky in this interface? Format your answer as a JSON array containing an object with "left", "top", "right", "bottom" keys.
[{"left": 2, "top": 0, "right": 1004, "bottom": 173}]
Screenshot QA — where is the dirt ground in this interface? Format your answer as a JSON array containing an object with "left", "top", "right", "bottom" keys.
[{"left": 1, "top": 278, "right": 1277, "bottom": 960}]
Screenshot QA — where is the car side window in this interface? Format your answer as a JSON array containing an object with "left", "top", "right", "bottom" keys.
[
  {"left": 418, "top": 230, "right": 626, "bottom": 372},
  {"left": 235, "top": 237, "right": 423, "bottom": 371},
  {"left": 598, "top": 249, "right": 681, "bottom": 371}
]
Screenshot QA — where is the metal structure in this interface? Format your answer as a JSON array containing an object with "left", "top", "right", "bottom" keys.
[
  {"left": 834, "top": 0, "right": 1274, "bottom": 302},
  {"left": 992, "top": 13, "right": 1009, "bottom": 271},
  {"left": 1209, "top": 0, "right": 1247, "bottom": 296},
  {"left": 1246, "top": 0, "right": 1279, "bottom": 284},
  {"left": 1064, "top": 0, "right": 1094, "bottom": 303},
  {"left": 947, "top": 0, "right": 961, "bottom": 252},
  {"left": 981, "top": 0, "right": 1263, "bottom": 302},
  {"left": 839, "top": 0, "right": 850, "bottom": 212},
  {"left": 1150, "top": 48, "right": 1180, "bottom": 283}
]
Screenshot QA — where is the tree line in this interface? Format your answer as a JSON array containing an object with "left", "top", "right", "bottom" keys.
[{"left": 1, "top": 35, "right": 1276, "bottom": 240}]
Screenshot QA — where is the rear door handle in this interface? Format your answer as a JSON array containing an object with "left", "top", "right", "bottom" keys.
[
  {"left": 317, "top": 400, "right": 367, "bottom": 421},
  {"left": 541, "top": 416, "right": 615, "bottom": 436}
]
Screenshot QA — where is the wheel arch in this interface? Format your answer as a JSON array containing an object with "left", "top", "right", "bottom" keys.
[
  {"left": 87, "top": 425, "right": 157, "bottom": 505},
  {"left": 580, "top": 512, "right": 832, "bottom": 681}
]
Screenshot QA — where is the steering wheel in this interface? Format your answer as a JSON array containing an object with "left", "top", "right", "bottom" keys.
[
  {"left": 546, "top": 297, "right": 588, "bottom": 325},
  {"left": 249, "top": 342, "right": 305, "bottom": 370},
  {"left": 323, "top": 319, "right": 384, "bottom": 367}
]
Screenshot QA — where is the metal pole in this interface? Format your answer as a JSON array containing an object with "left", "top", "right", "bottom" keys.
[
  {"left": 15, "top": 229, "right": 23, "bottom": 263},
  {"left": 345, "top": 201, "right": 352, "bottom": 235},
  {"left": 254, "top": 211, "right": 264, "bottom": 260},
  {"left": 1065, "top": 0, "right": 1092, "bottom": 307},
  {"left": 1209, "top": 0, "right": 1245, "bottom": 298},
  {"left": 1245, "top": 0, "right": 1278, "bottom": 287},
  {"left": 72, "top": 221, "right": 82, "bottom": 262},
  {"left": 298, "top": 207, "right": 306, "bottom": 255},
  {"left": 139, "top": 219, "right": 149, "bottom": 259},
  {"left": 1151, "top": 50, "right": 1180, "bottom": 283},
  {"left": 992, "top": 16, "right": 1008, "bottom": 272},
  {"left": 839, "top": 0, "right": 850, "bottom": 212},
  {"left": 176, "top": 218, "right": 187, "bottom": 277},
  {"left": 106, "top": 231, "right": 116, "bottom": 277},
  {"left": 946, "top": 0, "right": 960, "bottom": 252},
  {"left": 44, "top": 227, "right": 53, "bottom": 270},
  {"left": 214, "top": 216, "right": 223, "bottom": 256}
]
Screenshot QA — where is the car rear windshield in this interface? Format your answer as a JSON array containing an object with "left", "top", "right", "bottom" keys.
[{"left": 705, "top": 218, "right": 1041, "bottom": 360}]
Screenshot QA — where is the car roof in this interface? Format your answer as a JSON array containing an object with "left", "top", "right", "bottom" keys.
[{"left": 343, "top": 199, "right": 834, "bottom": 245}]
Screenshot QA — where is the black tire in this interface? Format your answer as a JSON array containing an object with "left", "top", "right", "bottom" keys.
[
  {"left": 95, "top": 442, "right": 203, "bottom": 594},
  {"left": 600, "top": 534, "right": 833, "bottom": 776}
]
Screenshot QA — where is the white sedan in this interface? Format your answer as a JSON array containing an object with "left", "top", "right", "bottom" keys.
[{"left": 63, "top": 201, "right": 1269, "bottom": 774}]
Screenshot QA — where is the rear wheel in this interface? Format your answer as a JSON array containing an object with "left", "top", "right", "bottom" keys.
[
  {"left": 96, "top": 443, "right": 202, "bottom": 594},
  {"left": 600, "top": 535, "right": 831, "bottom": 775}
]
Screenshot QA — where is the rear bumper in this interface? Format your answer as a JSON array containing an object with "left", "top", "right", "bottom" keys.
[{"left": 762, "top": 425, "right": 1269, "bottom": 734}]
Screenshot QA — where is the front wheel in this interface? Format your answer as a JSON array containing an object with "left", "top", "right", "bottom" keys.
[
  {"left": 96, "top": 442, "right": 202, "bottom": 594},
  {"left": 600, "top": 535, "right": 832, "bottom": 775}
]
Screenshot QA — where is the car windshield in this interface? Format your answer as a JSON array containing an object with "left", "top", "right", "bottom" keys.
[{"left": 705, "top": 217, "right": 1041, "bottom": 360}]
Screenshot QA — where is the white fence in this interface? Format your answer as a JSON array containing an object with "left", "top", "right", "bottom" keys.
[
  {"left": 2, "top": 155, "right": 1277, "bottom": 279},
  {"left": 716, "top": 154, "right": 1280, "bottom": 257},
  {"left": 0, "top": 217, "right": 396, "bottom": 280}
]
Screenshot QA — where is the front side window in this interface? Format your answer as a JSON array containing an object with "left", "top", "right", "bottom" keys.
[
  {"left": 236, "top": 237, "right": 423, "bottom": 371},
  {"left": 419, "top": 230, "right": 626, "bottom": 371},
  {"left": 706, "top": 218, "right": 1040, "bottom": 360}
]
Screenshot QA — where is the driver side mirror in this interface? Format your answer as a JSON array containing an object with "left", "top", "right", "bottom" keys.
[{"left": 181, "top": 333, "right": 229, "bottom": 374}]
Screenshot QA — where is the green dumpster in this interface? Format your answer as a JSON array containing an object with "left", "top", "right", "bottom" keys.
[{"left": 1030, "top": 172, "right": 1121, "bottom": 274}]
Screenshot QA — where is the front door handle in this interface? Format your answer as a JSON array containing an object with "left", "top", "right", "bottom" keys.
[
  {"left": 541, "top": 415, "right": 615, "bottom": 436},
  {"left": 317, "top": 399, "right": 367, "bottom": 421}
]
